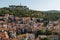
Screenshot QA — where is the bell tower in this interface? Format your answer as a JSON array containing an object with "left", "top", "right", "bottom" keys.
[{"left": 20, "top": 3, "right": 22, "bottom": 6}]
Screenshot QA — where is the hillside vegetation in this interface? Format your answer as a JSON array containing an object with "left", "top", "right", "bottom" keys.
[{"left": 0, "top": 5, "right": 60, "bottom": 21}]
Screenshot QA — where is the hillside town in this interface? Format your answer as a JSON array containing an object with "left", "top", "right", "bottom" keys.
[
  {"left": 1, "top": 0, "right": 60, "bottom": 40},
  {"left": 0, "top": 14, "right": 60, "bottom": 40}
]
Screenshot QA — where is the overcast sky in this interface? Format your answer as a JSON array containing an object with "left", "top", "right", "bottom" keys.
[{"left": 0, "top": 0, "right": 60, "bottom": 11}]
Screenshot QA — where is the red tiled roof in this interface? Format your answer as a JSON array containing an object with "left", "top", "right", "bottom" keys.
[{"left": 0, "top": 28, "right": 8, "bottom": 31}]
